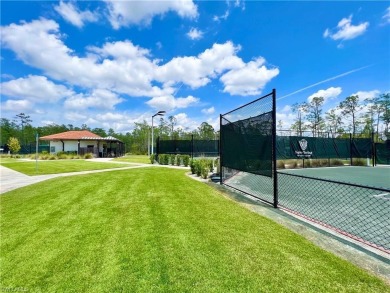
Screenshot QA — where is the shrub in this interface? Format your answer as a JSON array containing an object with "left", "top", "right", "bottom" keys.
[
  {"left": 176, "top": 155, "right": 181, "bottom": 166},
  {"left": 49, "top": 155, "right": 57, "bottom": 160},
  {"left": 320, "top": 159, "right": 329, "bottom": 167},
  {"left": 215, "top": 158, "right": 220, "bottom": 173},
  {"left": 353, "top": 158, "right": 366, "bottom": 166},
  {"left": 170, "top": 154, "right": 176, "bottom": 165},
  {"left": 57, "top": 152, "right": 68, "bottom": 160},
  {"left": 182, "top": 155, "right": 190, "bottom": 167},
  {"left": 330, "top": 159, "right": 344, "bottom": 166},
  {"left": 276, "top": 160, "right": 285, "bottom": 169},
  {"left": 311, "top": 160, "right": 320, "bottom": 167},
  {"left": 150, "top": 154, "right": 155, "bottom": 164},
  {"left": 195, "top": 160, "right": 202, "bottom": 176},
  {"left": 159, "top": 154, "right": 169, "bottom": 165},
  {"left": 208, "top": 159, "right": 214, "bottom": 172},
  {"left": 304, "top": 159, "right": 311, "bottom": 168},
  {"left": 190, "top": 159, "right": 196, "bottom": 174},
  {"left": 201, "top": 163, "right": 209, "bottom": 179},
  {"left": 84, "top": 153, "right": 93, "bottom": 159}
]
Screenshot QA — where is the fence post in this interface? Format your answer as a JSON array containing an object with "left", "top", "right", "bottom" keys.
[
  {"left": 272, "top": 89, "right": 278, "bottom": 208},
  {"left": 156, "top": 136, "right": 160, "bottom": 160},
  {"left": 349, "top": 133, "right": 353, "bottom": 166},
  {"left": 191, "top": 134, "right": 194, "bottom": 159},
  {"left": 371, "top": 132, "right": 375, "bottom": 167},
  {"left": 219, "top": 114, "right": 223, "bottom": 185}
]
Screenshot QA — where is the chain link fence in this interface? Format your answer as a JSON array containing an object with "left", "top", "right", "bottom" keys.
[{"left": 278, "top": 172, "right": 390, "bottom": 253}]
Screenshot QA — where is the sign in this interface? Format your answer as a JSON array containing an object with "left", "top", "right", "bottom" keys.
[{"left": 295, "top": 139, "right": 313, "bottom": 158}]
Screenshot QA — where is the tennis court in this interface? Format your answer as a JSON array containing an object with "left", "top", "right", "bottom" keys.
[
  {"left": 223, "top": 167, "right": 390, "bottom": 253},
  {"left": 279, "top": 166, "right": 390, "bottom": 189}
]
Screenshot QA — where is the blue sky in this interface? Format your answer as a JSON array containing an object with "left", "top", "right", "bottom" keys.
[{"left": 1, "top": 1, "right": 389, "bottom": 133}]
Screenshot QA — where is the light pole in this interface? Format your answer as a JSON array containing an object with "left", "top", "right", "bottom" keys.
[{"left": 151, "top": 110, "right": 166, "bottom": 155}]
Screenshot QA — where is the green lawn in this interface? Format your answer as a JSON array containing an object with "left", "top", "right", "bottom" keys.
[
  {"left": 1, "top": 168, "right": 389, "bottom": 292},
  {"left": 0, "top": 160, "right": 132, "bottom": 175},
  {"left": 112, "top": 154, "right": 150, "bottom": 164}
]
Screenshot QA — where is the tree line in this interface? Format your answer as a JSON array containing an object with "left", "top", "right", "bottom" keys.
[
  {"left": 0, "top": 114, "right": 218, "bottom": 155},
  {"left": 282, "top": 92, "right": 390, "bottom": 140}
]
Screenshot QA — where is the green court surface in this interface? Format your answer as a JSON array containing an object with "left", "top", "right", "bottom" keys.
[
  {"left": 224, "top": 167, "right": 390, "bottom": 252},
  {"left": 279, "top": 166, "right": 390, "bottom": 189}
]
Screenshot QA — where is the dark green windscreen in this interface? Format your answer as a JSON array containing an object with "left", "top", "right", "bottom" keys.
[{"left": 221, "top": 113, "right": 272, "bottom": 177}]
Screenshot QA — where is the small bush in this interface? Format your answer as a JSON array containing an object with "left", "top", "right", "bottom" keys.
[
  {"left": 201, "top": 163, "right": 209, "bottom": 179},
  {"left": 353, "top": 158, "right": 366, "bottom": 166},
  {"left": 150, "top": 154, "right": 155, "bottom": 164},
  {"left": 182, "top": 155, "right": 190, "bottom": 167},
  {"left": 320, "top": 159, "right": 329, "bottom": 167},
  {"left": 84, "top": 153, "right": 93, "bottom": 159},
  {"left": 195, "top": 160, "right": 202, "bottom": 176},
  {"left": 49, "top": 155, "right": 57, "bottom": 160},
  {"left": 57, "top": 152, "right": 68, "bottom": 160},
  {"left": 159, "top": 154, "right": 169, "bottom": 165},
  {"left": 208, "top": 159, "right": 214, "bottom": 172},
  {"left": 330, "top": 159, "right": 344, "bottom": 166},
  {"left": 190, "top": 159, "right": 196, "bottom": 174},
  {"left": 215, "top": 158, "right": 220, "bottom": 173},
  {"left": 170, "top": 154, "right": 176, "bottom": 165},
  {"left": 304, "top": 159, "right": 311, "bottom": 168},
  {"left": 311, "top": 160, "right": 321, "bottom": 167},
  {"left": 277, "top": 160, "right": 285, "bottom": 169},
  {"left": 176, "top": 155, "right": 181, "bottom": 166}
]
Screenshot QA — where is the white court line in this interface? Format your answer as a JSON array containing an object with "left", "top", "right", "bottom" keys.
[{"left": 371, "top": 193, "right": 390, "bottom": 200}]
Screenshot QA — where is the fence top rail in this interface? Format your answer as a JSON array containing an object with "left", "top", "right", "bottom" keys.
[
  {"left": 221, "top": 90, "right": 274, "bottom": 117},
  {"left": 278, "top": 171, "right": 390, "bottom": 192}
]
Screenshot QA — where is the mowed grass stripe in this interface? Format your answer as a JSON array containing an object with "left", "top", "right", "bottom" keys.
[
  {"left": 1, "top": 168, "right": 389, "bottom": 292},
  {"left": 0, "top": 160, "right": 132, "bottom": 175}
]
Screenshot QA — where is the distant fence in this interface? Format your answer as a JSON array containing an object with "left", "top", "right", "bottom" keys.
[
  {"left": 375, "top": 142, "right": 390, "bottom": 165},
  {"left": 276, "top": 132, "right": 373, "bottom": 166},
  {"left": 156, "top": 136, "right": 219, "bottom": 158},
  {"left": 18, "top": 144, "right": 50, "bottom": 154}
]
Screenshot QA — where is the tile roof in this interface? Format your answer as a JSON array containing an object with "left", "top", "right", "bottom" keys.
[{"left": 40, "top": 130, "right": 102, "bottom": 141}]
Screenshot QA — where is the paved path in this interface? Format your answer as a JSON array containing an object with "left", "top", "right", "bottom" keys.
[
  {"left": 0, "top": 159, "right": 190, "bottom": 195},
  {"left": 0, "top": 163, "right": 152, "bottom": 194}
]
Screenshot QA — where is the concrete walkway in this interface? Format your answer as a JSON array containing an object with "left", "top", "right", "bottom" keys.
[{"left": 0, "top": 163, "right": 152, "bottom": 194}]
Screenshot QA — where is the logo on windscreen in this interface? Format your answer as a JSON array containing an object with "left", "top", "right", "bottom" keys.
[
  {"left": 295, "top": 139, "right": 312, "bottom": 158},
  {"left": 299, "top": 139, "right": 308, "bottom": 151}
]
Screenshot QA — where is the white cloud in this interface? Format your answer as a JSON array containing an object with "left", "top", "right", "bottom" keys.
[
  {"left": 96, "top": 112, "right": 126, "bottom": 122},
  {"left": 64, "top": 111, "right": 88, "bottom": 121},
  {"left": 1, "top": 99, "right": 33, "bottom": 112},
  {"left": 174, "top": 113, "right": 199, "bottom": 131},
  {"left": 0, "top": 20, "right": 166, "bottom": 97},
  {"left": 383, "top": 7, "right": 390, "bottom": 24},
  {"left": 351, "top": 90, "right": 380, "bottom": 100},
  {"left": 54, "top": 1, "right": 98, "bottom": 28},
  {"left": 220, "top": 57, "right": 279, "bottom": 96},
  {"left": 307, "top": 87, "right": 342, "bottom": 103},
  {"left": 105, "top": 0, "right": 198, "bottom": 29},
  {"left": 64, "top": 89, "right": 124, "bottom": 110},
  {"left": 1, "top": 75, "right": 73, "bottom": 103},
  {"left": 146, "top": 95, "right": 199, "bottom": 111},
  {"left": 156, "top": 41, "right": 244, "bottom": 88},
  {"left": 187, "top": 28, "right": 203, "bottom": 40},
  {"left": 323, "top": 15, "right": 369, "bottom": 41},
  {"left": 1, "top": 19, "right": 278, "bottom": 102},
  {"left": 202, "top": 106, "right": 215, "bottom": 114},
  {"left": 275, "top": 111, "right": 295, "bottom": 130}
]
